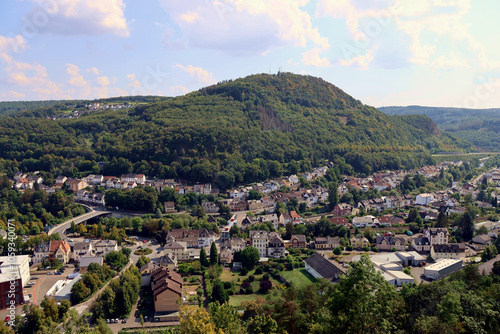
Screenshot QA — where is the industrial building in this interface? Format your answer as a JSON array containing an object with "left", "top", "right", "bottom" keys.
[{"left": 424, "top": 259, "right": 463, "bottom": 280}]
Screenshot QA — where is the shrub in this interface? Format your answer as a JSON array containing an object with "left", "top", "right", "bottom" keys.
[
  {"left": 372, "top": 247, "right": 379, "bottom": 253},
  {"left": 240, "top": 267, "right": 248, "bottom": 276},
  {"left": 223, "top": 281, "right": 232, "bottom": 289},
  {"left": 346, "top": 245, "right": 353, "bottom": 251},
  {"left": 391, "top": 248, "right": 397, "bottom": 252},
  {"left": 248, "top": 275, "right": 255, "bottom": 282},
  {"left": 333, "top": 247, "right": 343, "bottom": 255},
  {"left": 263, "top": 273, "right": 270, "bottom": 281},
  {"left": 259, "top": 279, "right": 273, "bottom": 293},
  {"left": 241, "top": 281, "right": 251, "bottom": 289},
  {"left": 246, "top": 287, "right": 254, "bottom": 294},
  {"left": 254, "top": 267, "right": 263, "bottom": 275},
  {"left": 276, "top": 264, "right": 284, "bottom": 271},
  {"left": 362, "top": 246, "right": 370, "bottom": 252},
  {"left": 239, "top": 288, "right": 245, "bottom": 294}
]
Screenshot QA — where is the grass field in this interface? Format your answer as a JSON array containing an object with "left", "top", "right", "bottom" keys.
[
  {"left": 229, "top": 294, "right": 267, "bottom": 309},
  {"left": 279, "top": 269, "right": 317, "bottom": 288}
]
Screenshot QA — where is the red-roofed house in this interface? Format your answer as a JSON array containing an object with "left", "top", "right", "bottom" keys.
[
  {"left": 328, "top": 217, "right": 350, "bottom": 228},
  {"left": 34, "top": 240, "right": 71, "bottom": 264}
]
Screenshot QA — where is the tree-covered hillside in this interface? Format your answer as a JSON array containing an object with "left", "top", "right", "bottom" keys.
[
  {"left": 380, "top": 106, "right": 500, "bottom": 151},
  {"left": 0, "top": 73, "right": 471, "bottom": 186}
]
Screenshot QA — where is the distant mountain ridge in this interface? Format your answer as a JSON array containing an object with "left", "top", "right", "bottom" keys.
[
  {"left": 0, "top": 73, "right": 471, "bottom": 185},
  {"left": 379, "top": 106, "right": 500, "bottom": 151}
]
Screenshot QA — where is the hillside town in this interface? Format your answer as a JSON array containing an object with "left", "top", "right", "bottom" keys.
[{"left": 2, "top": 157, "right": 500, "bottom": 332}]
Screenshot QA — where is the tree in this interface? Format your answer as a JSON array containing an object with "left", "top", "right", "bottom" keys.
[
  {"left": 461, "top": 210, "right": 475, "bottom": 241},
  {"left": 247, "top": 314, "right": 280, "bottom": 334},
  {"left": 259, "top": 278, "right": 273, "bottom": 293},
  {"left": 209, "top": 302, "right": 242, "bottom": 334},
  {"left": 179, "top": 305, "right": 223, "bottom": 334},
  {"left": 241, "top": 246, "right": 260, "bottom": 270},
  {"left": 436, "top": 211, "right": 448, "bottom": 228},
  {"left": 211, "top": 279, "right": 229, "bottom": 304},
  {"left": 229, "top": 224, "right": 241, "bottom": 238},
  {"left": 285, "top": 221, "right": 295, "bottom": 240},
  {"left": 492, "top": 261, "right": 500, "bottom": 276},
  {"left": 136, "top": 255, "right": 150, "bottom": 268},
  {"left": 200, "top": 247, "right": 209, "bottom": 267},
  {"left": 328, "top": 182, "right": 339, "bottom": 210},
  {"left": 333, "top": 247, "right": 343, "bottom": 255},
  {"left": 329, "top": 254, "right": 405, "bottom": 333},
  {"left": 210, "top": 242, "right": 218, "bottom": 266},
  {"left": 481, "top": 245, "right": 498, "bottom": 262},
  {"left": 191, "top": 205, "right": 205, "bottom": 218}
]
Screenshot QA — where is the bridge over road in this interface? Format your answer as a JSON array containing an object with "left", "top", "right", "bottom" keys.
[{"left": 48, "top": 208, "right": 111, "bottom": 240}]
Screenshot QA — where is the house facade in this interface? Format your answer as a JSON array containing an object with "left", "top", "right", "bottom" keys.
[
  {"left": 151, "top": 267, "right": 183, "bottom": 315},
  {"left": 34, "top": 240, "right": 71, "bottom": 264},
  {"left": 290, "top": 235, "right": 306, "bottom": 248},
  {"left": 350, "top": 236, "right": 370, "bottom": 249}
]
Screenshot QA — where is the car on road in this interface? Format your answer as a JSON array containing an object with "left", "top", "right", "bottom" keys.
[
  {"left": 4, "top": 316, "right": 10, "bottom": 323},
  {"left": 47, "top": 272, "right": 54, "bottom": 275},
  {"left": 68, "top": 239, "right": 74, "bottom": 242}
]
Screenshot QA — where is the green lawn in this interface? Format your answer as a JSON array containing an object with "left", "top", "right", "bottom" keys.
[
  {"left": 279, "top": 269, "right": 317, "bottom": 289},
  {"left": 229, "top": 294, "right": 266, "bottom": 309}
]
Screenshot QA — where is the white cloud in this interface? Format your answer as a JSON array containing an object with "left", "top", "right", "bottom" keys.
[
  {"left": 302, "top": 48, "right": 331, "bottom": 67},
  {"left": 430, "top": 53, "right": 469, "bottom": 70},
  {"left": 25, "top": 0, "right": 129, "bottom": 37},
  {"left": 0, "top": 35, "right": 27, "bottom": 53},
  {"left": 0, "top": 90, "right": 27, "bottom": 100},
  {"left": 159, "top": 0, "right": 329, "bottom": 61},
  {"left": 87, "top": 67, "right": 100, "bottom": 75},
  {"left": 96, "top": 76, "right": 111, "bottom": 86},
  {"left": 0, "top": 56, "right": 69, "bottom": 100},
  {"left": 339, "top": 46, "right": 378, "bottom": 69},
  {"left": 176, "top": 64, "right": 216, "bottom": 85},
  {"left": 127, "top": 73, "right": 142, "bottom": 88},
  {"left": 66, "top": 63, "right": 89, "bottom": 88},
  {"left": 170, "top": 85, "right": 190, "bottom": 96}
]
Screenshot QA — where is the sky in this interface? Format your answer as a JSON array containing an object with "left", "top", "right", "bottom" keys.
[{"left": 1, "top": 0, "right": 500, "bottom": 108}]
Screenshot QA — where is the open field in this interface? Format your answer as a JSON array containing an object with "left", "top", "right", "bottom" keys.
[
  {"left": 279, "top": 269, "right": 317, "bottom": 288},
  {"left": 229, "top": 294, "right": 267, "bottom": 309}
]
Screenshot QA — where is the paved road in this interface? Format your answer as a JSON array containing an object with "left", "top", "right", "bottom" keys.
[{"left": 48, "top": 207, "right": 111, "bottom": 241}]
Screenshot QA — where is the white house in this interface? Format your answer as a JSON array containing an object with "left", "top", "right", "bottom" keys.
[{"left": 416, "top": 193, "right": 434, "bottom": 205}]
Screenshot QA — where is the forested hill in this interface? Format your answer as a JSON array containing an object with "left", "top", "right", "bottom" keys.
[
  {"left": 0, "top": 73, "right": 471, "bottom": 186},
  {"left": 379, "top": 106, "right": 500, "bottom": 151}
]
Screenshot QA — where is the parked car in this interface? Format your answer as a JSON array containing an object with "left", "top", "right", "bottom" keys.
[
  {"left": 68, "top": 239, "right": 74, "bottom": 242},
  {"left": 55, "top": 272, "right": 62, "bottom": 275},
  {"left": 122, "top": 318, "right": 127, "bottom": 323},
  {"left": 47, "top": 272, "right": 54, "bottom": 275},
  {"left": 106, "top": 319, "right": 110, "bottom": 324},
  {"left": 114, "top": 318, "right": 119, "bottom": 323},
  {"left": 143, "top": 240, "right": 146, "bottom": 243}
]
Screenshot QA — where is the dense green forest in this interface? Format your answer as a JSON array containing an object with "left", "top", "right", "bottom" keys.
[
  {"left": 0, "top": 74, "right": 471, "bottom": 189},
  {"left": 379, "top": 106, "right": 500, "bottom": 151}
]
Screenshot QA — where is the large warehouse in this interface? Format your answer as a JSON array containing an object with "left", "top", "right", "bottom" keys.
[{"left": 424, "top": 259, "right": 463, "bottom": 280}]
